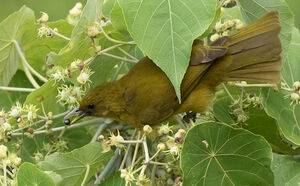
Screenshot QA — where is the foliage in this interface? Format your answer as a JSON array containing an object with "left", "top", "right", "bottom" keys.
[{"left": 0, "top": 0, "right": 300, "bottom": 185}]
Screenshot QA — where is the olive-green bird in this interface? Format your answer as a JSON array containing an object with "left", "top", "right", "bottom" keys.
[{"left": 65, "top": 12, "right": 282, "bottom": 129}]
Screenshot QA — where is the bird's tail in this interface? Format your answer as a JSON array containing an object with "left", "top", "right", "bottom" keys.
[{"left": 224, "top": 11, "right": 282, "bottom": 83}]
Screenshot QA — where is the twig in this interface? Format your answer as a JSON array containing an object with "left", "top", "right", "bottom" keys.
[
  {"left": 81, "top": 164, "right": 90, "bottom": 186},
  {"left": 13, "top": 40, "right": 48, "bottom": 83},
  {"left": 99, "top": 23, "right": 135, "bottom": 45},
  {"left": 102, "top": 53, "right": 137, "bottom": 63},
  {"left": 130, "top": 132, "right": 141, "bottom": 171},
  {"left": 231, "top": 82, "right": 277, "bottom": 88},
  {"left": 12, "top": 110, "right": 70, "bottom": 133},
  {"left": 119, "top": 129, "right": 137, "bottom": 170},
  {"left": 222, "top": 83, "right": 235, "bottom": 102},
  {"left": 139, "top": 135, "right": 150, "bottom": 179},
  {"left": 2, "top": 160, "right": 7, "bottom": 186},
  {"left": 0, "top": 86, "right": 35, "bottom": 92},
  {"left": 118, "top": 48, "right": 139, "bottom": 62},
  {"left": 149, "top": 161, "right": 168, "bottom": 166},
  {"left": 49, "top": 28, "right": 71, "bottom": 41},
  {"left": 11, "top": 118, "right": 104, "bottom": 136},
  {"left": 94, "top": 149, "right": 120, "bottom": 185}
]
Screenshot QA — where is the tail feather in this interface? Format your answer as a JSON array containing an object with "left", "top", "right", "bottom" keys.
[{"left": 224, "top": 11, "right": 282, "bottom": 83}]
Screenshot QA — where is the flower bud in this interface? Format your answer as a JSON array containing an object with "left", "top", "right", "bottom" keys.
[
  {"left": 143, "top": 125, "right": 153, "bottom": 134},
  {"left": 37, "top": 12, "right": 49, "bottom": 23},
  {"left": 0, "top": 145, "right": 8, "bottom": 158},
  {"left": 291, "top": 92, "right": 300, "bottom": 101},
  {"left": 157, "top": 143, "right": 166, "bottom": 151},
  {"left": 210, "top": 33, "right": 220, "bottom": 42},
  {"left": 293, "top": 81, "right": 300, "bottom": 91},
  {"left": 175, "top": 129, "right": 186, "bottom": 138}
]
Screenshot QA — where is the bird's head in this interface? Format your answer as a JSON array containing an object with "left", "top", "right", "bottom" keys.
[{"left": 64, "top": 84, "right": 114, "bottom": 125}]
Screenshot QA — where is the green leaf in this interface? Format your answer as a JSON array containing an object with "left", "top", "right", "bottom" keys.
[
  {"left": 181, "top": 122, "right": 274, "bottom": 186},
  {"left": 0, "top": 70, "right": 32, "bottom": 111},
  {"left": 52, "top": 0, "right": 102, "bottom": 67},
  {"left": 17, "top": 162, "right": 56, "bottom": 186},
  {"left": 213, "top": 87, "right": 300, "bottom": 155},
  {"left": 23, "top": 20, "right": 73, "bottom": 75},
  {"left": 272, "top": 154, "right": 300, "bottom": 186},
  {"left": 99, "top": 172, "right": 126, "bottom": 186},
  {"left": 39, "top": 142, "right": 114, "bottom": 186},
  {"left": 24, "top": 80, "right": 64, "bottom": 115},
  {"left": 0, "top": 6, "right": 35, "bottom": 86},
  {"left": 262, "top": 28, "right": 300, "bottom": 145},
  {"left": 119, "top": 0, "right": 218, "bottom": 99},
  {"left": 245, "top": 107, "right": 300, "bottom": 155},
  {"left": 110, "top": 0, "right": 130, "bottom": 36},
  {"left": 236, "top": 0, "right": 294, "bottom": 52}
]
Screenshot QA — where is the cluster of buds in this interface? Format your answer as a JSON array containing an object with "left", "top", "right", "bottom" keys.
[
  {"left": 87, "top": 22, "right": 101, "bottom": 38},
  {"left": 158, "top": 123, "right": 173, "bottom": 136},
  {"left": 282, "top": 81, "right": 300, "bottom": 105},
  {"left": 70, "top": 59, "right": 84, "bottom": 71},
  {"left": 246, "top": 93, "right": 262, "bottom": 107},
  {"left": 77, "top": 67, "right": 94, "bottom": 85},
  {"left": 0, "top": 145, "right": 21, "bottom": 185},
  {"left": 120, "top": 169, "right": 135, "bottom": 183},
  {"left": 57, "top": 85, "right": 85, "bottom": 107},
  {"left": 48, "top": 66, "right": 68, "bottom": 83},
  {"left": 67, "top": 2, "right": 83, "bottom": 25},
  {"left": 210, "top": 19, "right": 244, "bottom": 42},
  {"left": 0, "top": 112, "right": 11, "bottom": 142},
  {"left": 99, "top": 131, "right": 125, "bottom": 152}
]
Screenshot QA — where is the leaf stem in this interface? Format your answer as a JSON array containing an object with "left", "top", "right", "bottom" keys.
[
  {"left": 119, "top": 129, "right": 137, "bottom": 170},
  {"left": 102, "top": 52, "right": 137, "bottom": 63},
  {"left": 23, "top": 63, "right": 40, "bottom": 89},
  {"left": 81, "top": 164, "right": 90, "bottom": 186},
  {"left": 118, "top": 47, "right": 139, "bottom": 62},
  {"left": 222, "top": 83, "right": 235, "bottom": 102},
  {"left": 0, "top": 86, "right": 35, "bottom": 92},
  {"left": 99, "top": 22, "right": 135, "bottom": 45},
  {"left": 49, "top": 28, "right": 71, "bottom": 41},
  {"left": 13, "top": 40, "right": 48, "bottom": 83}
]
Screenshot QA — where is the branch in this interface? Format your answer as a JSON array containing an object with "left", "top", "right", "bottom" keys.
[
  {"left": 118, "top": 47, "right": 139, "bottom": 62},
  {"left": 13, "top": 40, "right": 48, "bottom": 83},
  {"left": 11, "top": 118, "right": 105, "bottom": 136},
  {"left": 0, "top": 86, "right": 35, "bottom": 92},
  {"left": 102, "top": 53, "right": 137, "bottom": 63},
  {"left": 49, "top": 28, "right": 71, "bottom": 41}
]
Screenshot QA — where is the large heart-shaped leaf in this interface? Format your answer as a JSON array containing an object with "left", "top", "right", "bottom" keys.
[
  {"left": 17, "top": 162, "right": 57, "bottom": 186},
  {"left": 39, "top": 142, "right": 113, "bottom": 186},
  {"left": 119, "top": 0, "right": 218, "bottom": 99},
  {"left": 0, "top": 6, "right": 35, "bottom": 86},
  {"left": 272, "top": 154, "right": 300, "bottom": 186},
  {"left": 181, "top": 122, "right": 274, "bottom": 186}
]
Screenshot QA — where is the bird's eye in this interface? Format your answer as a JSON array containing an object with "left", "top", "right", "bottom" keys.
[{"left": 88, "top": 104, "right": 94, "bottom": 109}]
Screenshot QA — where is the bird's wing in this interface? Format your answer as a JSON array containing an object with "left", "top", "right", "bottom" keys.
[
  {"left": 189, "top": 37, "right": 229, "bottom": 65},
  {"left": 180, "top": 38, "right": 229, "bottom": 101}
]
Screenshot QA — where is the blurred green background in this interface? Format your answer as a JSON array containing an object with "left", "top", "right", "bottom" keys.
[{"left": 0, "top": 0, "right": 299, "bottom": 28}]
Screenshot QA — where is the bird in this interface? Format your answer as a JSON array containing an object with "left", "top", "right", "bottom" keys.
[{"left": 64, "top": 11, "right": 282, "bottom": 129}]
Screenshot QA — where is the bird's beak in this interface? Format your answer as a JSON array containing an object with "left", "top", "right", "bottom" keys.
[{"left": 64, "top": 108, "right": 87, "bottom": 125}]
